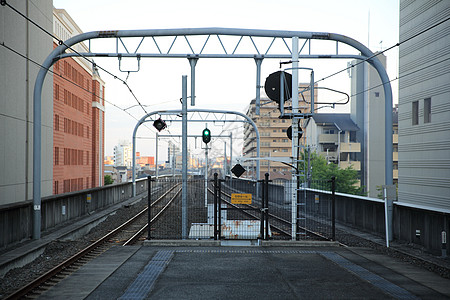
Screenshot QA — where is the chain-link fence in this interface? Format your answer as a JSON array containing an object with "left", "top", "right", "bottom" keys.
[{"left": 147, "top": 176, "right": 335, "bottom": 241}]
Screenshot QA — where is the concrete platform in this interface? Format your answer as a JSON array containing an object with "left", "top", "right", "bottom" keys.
[{"left": 35, "top": 243, "right": 450, "bottom": 300}]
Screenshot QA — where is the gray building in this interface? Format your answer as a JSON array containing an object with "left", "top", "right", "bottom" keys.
[
  {"left": 305, "top": 113, "right": 361, "bottom": 185},
  {"left": 398, "top": 0, "right": 450, "bottom": 211},
  {"left": 348, "top": 53, "right": 388, "bottom": 198},
  {"left": 0, "top": 1, "right": 53, "bottom": 205}
]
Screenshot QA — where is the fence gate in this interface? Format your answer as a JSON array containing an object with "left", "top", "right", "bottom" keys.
[{"left": 212, "top": 173, "right": 270, "bottom": 240}]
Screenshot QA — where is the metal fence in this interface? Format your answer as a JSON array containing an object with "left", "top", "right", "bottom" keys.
[
  {"left": 148, "top": 177, "right": 209, "bottom": 240},
  {"left": 148, "top": 175, "right": 335, "bottom": 241}
]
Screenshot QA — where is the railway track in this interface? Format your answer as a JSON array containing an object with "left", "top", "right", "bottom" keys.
[
  {"left": 214, "top": 184, "right": 329, "bottom": 241},
  {"left": 4, "top": 184, "right": 181, "bottom": 300}
]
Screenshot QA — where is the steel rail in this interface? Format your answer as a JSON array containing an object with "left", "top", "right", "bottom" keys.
[
  {"left": 216, "top": 183, "right": 329, "bottom": 240},
  {"left": 122, "top": 186, "right": 182, "bottom": 246},
  {"left": 5, "top": 182, "right": 181, "bottom": 299}
]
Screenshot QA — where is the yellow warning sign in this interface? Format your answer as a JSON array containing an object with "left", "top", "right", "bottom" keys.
[{"left": 231, "top": 193, "right": 252, "bottom": 204}]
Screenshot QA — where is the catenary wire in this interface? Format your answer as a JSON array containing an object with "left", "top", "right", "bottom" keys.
[
  {"left": 1, "top": 0, "right": 149, "bottom": 115},
  {"left": 0, "top": 41, "right": 157, "bottom": 134},
  {"left": 315, "top": 16, "right": 450, "bottom": 85}
]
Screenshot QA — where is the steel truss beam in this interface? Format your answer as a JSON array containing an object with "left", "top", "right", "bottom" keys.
[{"left": 131, "top": 108, "right": 261, "bottom": 197}]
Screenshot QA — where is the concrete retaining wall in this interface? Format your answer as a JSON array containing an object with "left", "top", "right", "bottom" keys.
[
  {"left": 312, "top": 189, "right": 450, "bottom": 255},
  {"left": 0, "top": 178, "right": 148, "bottom": 249}
]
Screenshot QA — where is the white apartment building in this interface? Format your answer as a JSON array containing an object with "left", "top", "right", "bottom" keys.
[{"left": 114, "top": 143, "right": 133, "bottom": 168}]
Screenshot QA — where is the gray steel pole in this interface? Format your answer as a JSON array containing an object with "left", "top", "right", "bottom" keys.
[
  {"left": 254, "top": 56, "right": 263, "bottom": 115},
  {"left": 291, "top": 36, "right": 299, "bottom": 240},
  {"left": 189, "top": 57, "right": 198, "bottom": 106},
  {"left": 224, "top": 141, "right": 227, "bottom": 179},
  {"left": 205, "top": 145, "right": 208, "bottom": 207},
  {"left": 155, "top": 132, "right": 159, "bottom": 178},
  {"left": 172, "top": 144, "right": 175, "bottom": 177},
  {"left": 181, "top": 75, "right": 188, "bottom": 239},
  {"left": 230, "top": 132, "right": 233, "bottom": 182}
]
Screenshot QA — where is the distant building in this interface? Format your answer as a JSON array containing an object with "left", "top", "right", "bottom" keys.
[
  {"left": 305, "top": 114, "right": 361, "bottom": 185},
  {"left": 348, "top": 53, "right": 389, "bottom": 197},
  {"left": 114, "top": 142, "right": 132, "bottom": 168},
  {"left": 398, "top": 0, "right": 450, "bottom": 211},
  {"left": 243, "top": 85, "right": 316, "bottom": 180},
  {"left": 104, "top": 155, "right": 114, "bottom": 165},
  {"left": 53, "top": 9, "right": 105, "bottom": 194},
  {"left": 136, "top": 152, "right": 155, "bottom": 169},
  {"left": 0, "top": 1, "right": 53, "bottom": 205}
]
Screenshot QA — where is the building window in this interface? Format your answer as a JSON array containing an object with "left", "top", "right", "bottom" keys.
[
  {"left": 54, "top": 114, "right": 59, "bottom": 131},
  {"left": 424, "top": 98, "right": 431, "bottom": 123},
  {"left": 54, "top": 181, "right": 59, "bottom": 194},
  {"left": 63, "top": 179, "right": 70, "bottom": 193},
  {"left": 374, "top": 92, "right": 380, "bottom": 97},
  {"left": 54, "top": 147, "right": 59, "bottom": 165},
  {"left": 54, "top": 84, "right": 59, "bottom": 100},
  {"left": 412, "top": 101, "right": 419, "bottom": 125}
]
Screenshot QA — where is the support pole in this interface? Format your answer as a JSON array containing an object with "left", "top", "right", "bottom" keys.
[
  {"left": 172, "top": 144, "right": 175, "bottom": 177},
  {"left": 188, "top": 57, "right": 198, "bottom": 106},
  {"left": 254, "top": 56, "right": 263, "bottom": 115},
  {"left": 181, "top": 75, "right": 188, "bottom": 239},
  {"left": 155, "top": 132, "right": 159, "bottom": 178},
  {"left": 230, "top": 133, "right": 233, "bottom": 183},
  {"left": 265, "top": 173, "right": 270, "bottom": 240},
  {"left": 291, "top": 36, "right": 299, "bottom": 240},
  {"left": 224, "top": 141, "right": 227, "bottom": 179},
  {"left": 214, "top": 173, "right": 218, "bottom": 240},
  {"left": 147, "top": 175, "right": 152, "bottom": 239},
  {"left": 205, "top": 145, "right": 208, "bottom": 207},
  {"left": 331, "top": 176, "right": 336, "bottom": 241}
]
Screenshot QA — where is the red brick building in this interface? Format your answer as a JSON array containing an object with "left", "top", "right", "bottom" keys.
[{"left": 52, "top": 9, "right": 105, "bottom": 194}]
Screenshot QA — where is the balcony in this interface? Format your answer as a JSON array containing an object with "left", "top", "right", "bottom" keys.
[
  {"left": 340, "top": 142, "right": 360, "bottom": 152},
  {"left": 393, "top": 169, "right": 398, "bottom": 179},
  {"left": 393, "top": 152, "right": 398, "bottom": 161},
  {"left": 271, "top": 142, "right": 290, "bottom": 147},
  {"left": 318, "top": 134, "right": 338, "bottom": 143},
  {"left": 319, "top": 151, "right": 338, "bottom": 161},
  {"left": 340, "top": 160, "right": 361, "bottom": 171},
  {"left": 393, "top": 134, "right": 398, "bottom": 144}
]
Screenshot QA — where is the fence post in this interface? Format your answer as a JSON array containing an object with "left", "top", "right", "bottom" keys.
[
  {"left": 331, "top": 176, "right": 336, "bottom": 241},
  {"left": 264, "top": 173, "right": 270, "bottom": 241},
  {"left": 214, "top": 173, "right": 218, "bottom": 240},
  {"left": 218, "top": 177, "right": 222, "bottom": 240},
  {"left": 147, "top": 175, "right": 152, "bottom": 240},
  {"left": 259, "top": 177, "right": 265, "bottom": 240}
]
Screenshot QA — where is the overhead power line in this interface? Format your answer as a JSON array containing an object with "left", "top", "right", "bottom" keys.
[
  {"left": 2, "top": 0, "right": 149, "bottom": 115},
  {"left": 315, "top": 16, "right": 450, "bottom": 85},
  {"left": 0, "top": 41, "right": 157, "bottom": 134}
]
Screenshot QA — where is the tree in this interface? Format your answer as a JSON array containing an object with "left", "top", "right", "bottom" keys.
[
  {"left": 298, "top": 150, "right": 366, "bottom": 196},
  {"left": 104, "top": 175, "right": 114, "bottom": 185}
]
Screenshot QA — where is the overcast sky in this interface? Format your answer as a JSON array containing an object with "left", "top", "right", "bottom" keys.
[{"left": 53, "top": 0, "right": 399, "bottom": 161}]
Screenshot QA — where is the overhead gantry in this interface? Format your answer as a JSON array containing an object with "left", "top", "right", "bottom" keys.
[{"left": 32, "top": 27, "right": 393, "bottom": 239}]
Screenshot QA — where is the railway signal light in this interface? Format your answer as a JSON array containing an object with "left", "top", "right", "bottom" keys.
[
  {"left": 264, "top": 70, "right": 292, "bottom": 110},
  {"left": 153, "top": 118, "right": 167, "bottom": 132},
  {"left": 202, "top": 128, "right": 211, "bottom": 144},
  {"left": 286, "top": 125, "right": 302, "bottom": 140}
]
